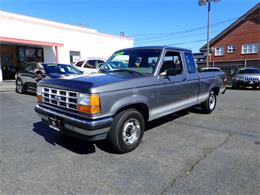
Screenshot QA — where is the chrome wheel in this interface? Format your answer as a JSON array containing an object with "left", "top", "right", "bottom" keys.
[
  {"left": 209, "top": 93, "right": 216, "bottom": 110},
  {"left": 122, "top": 118, "right": 141, "bottom": 145}
]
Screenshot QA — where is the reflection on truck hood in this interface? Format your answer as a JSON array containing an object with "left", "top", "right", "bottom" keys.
[
  {"left": 47, "top": 73, "right": 83, "bottom": 79},
  {"left": 40, "top": 73, "right": 142, "bottom": 93}
]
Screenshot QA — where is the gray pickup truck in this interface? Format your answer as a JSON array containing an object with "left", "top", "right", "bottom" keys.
[{"left": 35, "top": 46, "right": 225, "bottom": 153}]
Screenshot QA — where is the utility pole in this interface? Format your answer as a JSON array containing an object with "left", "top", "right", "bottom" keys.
[{"left": 199, "top": 0, "right": 220, "bottom": 67}]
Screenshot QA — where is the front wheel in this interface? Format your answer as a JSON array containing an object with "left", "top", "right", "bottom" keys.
[
  {"left": 16, "top": 78, "right": 25, "bottom": 94},
  {"left": 108, "top": 109, "right": 145, "bottom": 154},
  {"left": 201, "top": 91, "right": 217, "bottom": 114}
]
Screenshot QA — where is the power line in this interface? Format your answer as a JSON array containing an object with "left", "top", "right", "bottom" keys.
[
  {"left": 136, "top": 30, "right": 221, "bottom": 44},
  {"left": 132, "top": 16, "right": 239, "bottom": 38},
  {"left": 132, "top": 14, "right": 259, "bottom": 43},
  {"left": 164, "top": 31, "right": 260, "bottom": 47}
]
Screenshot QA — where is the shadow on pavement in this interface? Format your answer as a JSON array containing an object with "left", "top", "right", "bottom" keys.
[
  {"left": 32, "top": 107, "right": 201, "bottom": 154},
  {"left": 226, "top": 86, "right": 259, "bottom": 91},
  {"left": 32, "top": 122, "right": 96, "bottom": 155},
  {"left": 146, "top": 110, "right": 189, "bottom": 131}
]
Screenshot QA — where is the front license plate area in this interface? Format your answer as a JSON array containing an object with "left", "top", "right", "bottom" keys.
[{"left": 48, "top": 117, "right": 60, "bottom": 131}]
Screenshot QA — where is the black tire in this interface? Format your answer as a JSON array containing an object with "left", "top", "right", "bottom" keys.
[
  {"left": 232, "top": 82, "right": 237, "bottom": 89},
  {"left": 108, "top": 109, "right": 145, "bottom": 154},
  {"left": 201, "top": 90, "right": 217, "bottom": 114},
  {"left": 16, "top": 78, "right": 25, "bottom": 94}
]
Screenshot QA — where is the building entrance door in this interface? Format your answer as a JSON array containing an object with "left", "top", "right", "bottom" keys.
[{"left": 0, "top": 46, "right": 17, "bottom": 80}]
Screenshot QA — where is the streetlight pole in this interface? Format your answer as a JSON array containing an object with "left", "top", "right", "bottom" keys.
[
  {"left": 206, "top": 1, "right": 211, "bottom": 67},
  {"left": 199, "top": 0, "right": 220, "bottom": 68}
]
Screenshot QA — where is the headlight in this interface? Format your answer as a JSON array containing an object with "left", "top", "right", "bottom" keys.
[
  {"left": 78, "top": 94, "right": 90, "bottom": 105},
  {"left": 36, "top": 86, "right": 43, "bottom": 102},
  {"left": 77, "top": 94, "right": 100, "bottom": 114}
]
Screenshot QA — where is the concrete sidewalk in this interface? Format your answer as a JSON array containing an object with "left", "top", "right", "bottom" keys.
[{"left": 0, "top": 80, "right": 15, "bottom": 92}]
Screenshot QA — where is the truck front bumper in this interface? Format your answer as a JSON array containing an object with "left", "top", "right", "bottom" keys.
[{"left": 35, "top": 104, "right": 113, "bottom": 141}]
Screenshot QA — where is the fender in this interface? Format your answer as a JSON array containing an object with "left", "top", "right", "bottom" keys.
[{"left": 109, "top": 95, "right": 150, "bottom": 116}]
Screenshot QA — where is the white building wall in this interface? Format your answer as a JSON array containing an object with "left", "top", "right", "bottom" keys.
[{"left": 0, "top": 11, "right": 133, "bottom": 64}]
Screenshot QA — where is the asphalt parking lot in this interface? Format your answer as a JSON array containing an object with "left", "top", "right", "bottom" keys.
[{"left": 0, "top": 89, "right": 259, "bottom": 194}]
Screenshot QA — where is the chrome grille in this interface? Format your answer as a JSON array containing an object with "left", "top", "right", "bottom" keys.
[
  {"left": 245, "top": 77, "right": 259, "bottom": 81},
  {"left": 42, "top": 87, "right": 78, "bottom": 111}
]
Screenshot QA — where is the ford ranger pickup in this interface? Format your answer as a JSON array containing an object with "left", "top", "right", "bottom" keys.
[{"left": 35, "top": 46, "right": 225, "bottom": 153}]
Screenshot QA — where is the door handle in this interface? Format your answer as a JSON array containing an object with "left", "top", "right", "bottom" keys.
[{"left": 182, "top": 77, "right": 187, "bottom": 81}]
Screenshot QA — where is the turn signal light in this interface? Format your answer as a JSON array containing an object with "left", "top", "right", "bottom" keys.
[
  {"left": 37, "top": 95, "right": 43, "bottom": 103},
  {"left": 77, "top": 94, "right": 100, "bottom": 114}
]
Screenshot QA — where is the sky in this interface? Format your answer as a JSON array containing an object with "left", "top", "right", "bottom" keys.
[{"left": 0, "top": 0, "right": 259, "bottom": 52}]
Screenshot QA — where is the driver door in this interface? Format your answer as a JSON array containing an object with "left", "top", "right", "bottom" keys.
[{"left": 154, "top": 50, "right": 192, "bottom": 118}]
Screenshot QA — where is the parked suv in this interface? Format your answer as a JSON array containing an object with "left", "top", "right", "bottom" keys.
[
  {"left": 232, "top": 67, "right": 260, "bottom": 89},
  {"left": 74, "top": 58, "right": 105, "bottom": 74},
  {"left": 16, "top": 62, "right": 82, "bottom": 94}
]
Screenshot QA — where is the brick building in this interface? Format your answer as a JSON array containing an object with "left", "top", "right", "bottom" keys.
[{"left": 199, "top": 3, "right": 260, "bottom": 80}]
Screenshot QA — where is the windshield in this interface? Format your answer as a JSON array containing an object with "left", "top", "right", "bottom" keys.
[
  {"left": 101, "top": 49, "right": 161, "bottom": 75},
  {"left": 237, "top": 68, "right": 260, "bottom": 74},
  {"left": 43, "top": 64, "right": 82, "bottom": 75}
]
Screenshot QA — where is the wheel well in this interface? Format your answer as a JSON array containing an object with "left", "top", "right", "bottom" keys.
[
  {"left": 115, "top": 103, "right": 149, "bottom": 122},
  {"left": 211, "top": 87, "right": 220, "bottom": 95}
]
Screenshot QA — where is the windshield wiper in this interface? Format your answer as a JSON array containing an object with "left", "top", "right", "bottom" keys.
[{"left": 107, "top": 69, "right": 143, "bottom": 75}]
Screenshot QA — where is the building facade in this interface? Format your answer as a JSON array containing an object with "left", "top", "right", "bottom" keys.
[
  {"left": 199, "top": 3, "right": 260, "bottom": 80},
  {"left": 0, "top": 11, "right": 133, "bottom": 81}
]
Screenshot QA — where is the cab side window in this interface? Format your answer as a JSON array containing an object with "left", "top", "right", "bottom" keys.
[
  {"left": 185, "top": 52, "right": 197, "bottom": 74},
  {"left": 75, "top": 61, "right": 83, "bottom": 67},
  {"left": 160, "top": 51, "right": 183, "bottom": 76},
  {"left": 84, "top": 60, "right": 95, "bottom": 69}
]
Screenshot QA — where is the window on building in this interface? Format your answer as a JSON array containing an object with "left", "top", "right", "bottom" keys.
[
  {"left": 184, "top": 52, "right": 197, "bottom": 73},
  {"left": 215, "top": 46, "right": 224, "bottom": 56},
  {"left": 227, "top": 45, "right": 236, "bottom": 53},
  {"left": 70, "top": 51, "right": 81, "bottom": 64},
  {"left": 242, "top": 43, "right": 259, "bottom": 54}
]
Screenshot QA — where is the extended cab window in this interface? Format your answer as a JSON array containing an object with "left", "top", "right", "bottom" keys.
[
  {"left": 160, "top": 51, "right": 183, "bottom": 76},
  {"left": 185, "top": 52, "right": 197, "bottom": 74}
]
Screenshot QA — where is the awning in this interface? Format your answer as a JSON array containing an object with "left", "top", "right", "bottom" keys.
[{"left": 0, "top": 36, "right": 64, "bottom": 47}]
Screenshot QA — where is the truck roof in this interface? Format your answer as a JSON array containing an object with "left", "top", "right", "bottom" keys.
[{"left": 117, "top": 46, "right": 192, "bottom": 53}]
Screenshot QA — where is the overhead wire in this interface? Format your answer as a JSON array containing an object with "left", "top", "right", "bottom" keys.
[{"left": 132, "top": 14, "right": 259, "bottom": 45}]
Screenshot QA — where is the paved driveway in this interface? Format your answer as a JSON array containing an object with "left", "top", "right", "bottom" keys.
[{"left": 0, "top": 89, "right": 259, "bottom": 194}]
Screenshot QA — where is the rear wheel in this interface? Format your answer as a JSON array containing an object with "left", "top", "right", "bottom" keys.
[
  {"left": 16, "top": 78, "right": 25, "bottom": 94},
  {"left": 108, "top": 109, "right": 145, "bottom": 154},
  {"left": 201, "top": 90, "right": 217, "bottom": 114}
]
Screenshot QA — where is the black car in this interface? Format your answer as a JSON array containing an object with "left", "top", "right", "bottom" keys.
[{"left": 16, "top": 62, "right": 83, "bottom": 94}]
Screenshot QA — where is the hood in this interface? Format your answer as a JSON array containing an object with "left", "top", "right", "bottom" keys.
[{"left": 39, "top": 73, "right": 142, "bottom": 93}]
